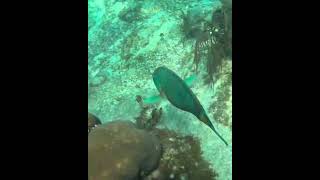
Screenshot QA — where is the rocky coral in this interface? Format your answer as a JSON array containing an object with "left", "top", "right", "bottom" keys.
[
  {"left": 209, "top": 60, "right": 232, "bottom": 130},
  {"left": 88, "top": 108, "right": 218, "bottom": 180},
  {"left": 88, "top": 121, "right": 162, "bottom": 180},
  {"left": 88, "top": 0, "right": 231, "bottom": 179},
  {"left": 88, "top": 112, "right": 102, "bottom": 134},
  {"left": 135, "top": 95, "right": 163, "bottom": 130},
  {"left": 144, "top": 129, "right": 218, "bottom": 180},
  {"left": 118, "top": 2, "right": 143, "bottom": 23},
  {"left": 133, "top": 93, "right": 218, "bottom": 180},
  {"left": 121, "top": 30, "right": 140, "bottom": 62}
]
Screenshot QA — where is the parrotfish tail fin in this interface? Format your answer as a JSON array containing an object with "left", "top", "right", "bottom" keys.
[
  {"left": 142, "top": 95, "right": 162, "bottom": 105},
  {"left": 184, "top": 74, "right": 198, "bottom": 87},
  {"left": 201, "top": 113, "right": 229, "bottom": 146},
  {"left": 209, "top": 121, "right": 229, "bottom": 146}
]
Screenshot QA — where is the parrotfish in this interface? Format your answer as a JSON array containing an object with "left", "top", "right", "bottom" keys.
[{"left": 144, "top": 66, "right": 228, "bottom": 146}]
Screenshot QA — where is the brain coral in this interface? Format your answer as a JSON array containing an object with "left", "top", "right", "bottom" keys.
[{"left": 88, "top": 120, "right": 162, "bottom": 180}]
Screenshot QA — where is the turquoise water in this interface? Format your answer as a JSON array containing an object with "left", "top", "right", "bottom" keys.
[{"left": 88, "top": 0, "right": 232, "bottom": 179}]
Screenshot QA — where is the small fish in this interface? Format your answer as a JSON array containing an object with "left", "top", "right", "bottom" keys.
[{"left": 145, "top": 66, "right": 228, "bottom": 146}]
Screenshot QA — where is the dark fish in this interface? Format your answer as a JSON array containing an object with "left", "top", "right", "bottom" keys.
[{"left": 152, "top": 66, "right": 228, "bottom": 146}]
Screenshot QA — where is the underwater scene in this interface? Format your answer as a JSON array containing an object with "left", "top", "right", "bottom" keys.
[{"left": 88, "top": 0, "right": 232, "bottom": 179}]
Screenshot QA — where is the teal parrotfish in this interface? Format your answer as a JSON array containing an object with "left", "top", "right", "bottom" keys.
[{"left": 143, "top": 66, "right": 228, "bottom": 146}]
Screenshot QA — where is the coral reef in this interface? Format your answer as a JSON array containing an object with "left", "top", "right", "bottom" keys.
[
  {"left": 133, "top": 98, "right": 218, "bottom": 180},
  {"left": 144, "top": 129, "right": 218, "bottom": 180},
  {"left": 135, "top": 95, "right": 163, "bottom": 130},
  {"left": 121, "top": 30, "right": 140, "bottom": 62},
  {"left": 88, "top": 97, "right": 219, "bottom": 180},
  {"left": 118, "top": 2, "right": 143, "bottom": 23},
  {"left": 88, "top": 0, "right": 232, "bottom": 179},
  {"left": 88, "top": 120, "right": 162, "bottom": 180},
  {"left": 209, "top": 60, "right": 232, "bottom": 130},
  {"left": 89, "top": 75, "right": 107, "bottom": 88}
]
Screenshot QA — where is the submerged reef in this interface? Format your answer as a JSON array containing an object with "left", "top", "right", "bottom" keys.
[
  {"left": 145, "top": 129, "right": 218, "bottom": 180},
  {"left": 88, "top": 111, "right": 218, "bottom": 180},
  {"left": 209, "top": 60, "right": 232, "bottom": 130},
  {"left": 135, "top": 102, "right": 218, "bottom": 180},
  {"left": 118, "top": 2, "right": 143, "bottom": 23},
  {"left": 88, "top": 120, "right": 162, "bottom": 180},
  {"left": 135, "top": 95, "right": 163, "bottom": 130},
  {"left": 88, "top": 0, "right": 232, "bottom": 179}
]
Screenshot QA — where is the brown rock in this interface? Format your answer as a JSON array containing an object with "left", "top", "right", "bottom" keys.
[{"left": 88, "top": 121, "right": 161, "bottom": 180}]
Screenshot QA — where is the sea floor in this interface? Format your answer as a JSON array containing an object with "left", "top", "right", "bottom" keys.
[{"left": 88, "top": 0, "right": 232, "bottom": 179}]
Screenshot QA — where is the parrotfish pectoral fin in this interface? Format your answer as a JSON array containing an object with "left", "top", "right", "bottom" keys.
[
  {"left": 184, "top": 74, "right": 197, "bottom": 87},
  {"left": 142, "top": 95, "right": 162, "bottom": 105}
]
